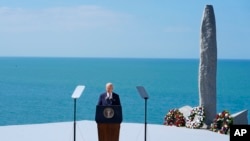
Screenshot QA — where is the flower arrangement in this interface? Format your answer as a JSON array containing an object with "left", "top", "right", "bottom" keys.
[
  {"left": 163, "top": 108, "right": 186, "bottom": 127},
  {"left": 210, "top": 110, "right": 233, "bottom": 134},
  {"left": 185, "top": 106, "right": 205, "bottom": 129}
]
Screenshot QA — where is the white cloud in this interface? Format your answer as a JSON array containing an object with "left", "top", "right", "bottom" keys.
[{"left": 0, "top": 6, "right": 126, "bottom": 32}]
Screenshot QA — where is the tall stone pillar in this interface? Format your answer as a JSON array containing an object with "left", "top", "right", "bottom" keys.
[{"left": 199, "top": 5, "right": 217, "bottom": 126}]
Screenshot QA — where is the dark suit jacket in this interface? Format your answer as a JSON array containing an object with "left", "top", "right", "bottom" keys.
[{"left": 97, "top": 92, "right": 121, "bottom": 106}]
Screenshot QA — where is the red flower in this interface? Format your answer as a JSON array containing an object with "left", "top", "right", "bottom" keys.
[{"left": 164, "top": 109, "right": 185, "bottom": 127}]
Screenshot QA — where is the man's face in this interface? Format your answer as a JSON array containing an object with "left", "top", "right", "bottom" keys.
[{"left": 106, "top": 85, "right": 113, "bottom": 93}]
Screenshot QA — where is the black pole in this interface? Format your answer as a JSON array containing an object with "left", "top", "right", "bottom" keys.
[
  {"left": 73, "top": 98, "right": 76, "bottom": 141},
  {"left": 144, "top": 98, "right": 147, "bottom": 141}
]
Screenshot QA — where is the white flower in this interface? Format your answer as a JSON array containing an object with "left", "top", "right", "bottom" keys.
[
  {"left": 225, "top": 113, "right": 229, "bottom": 117},
  {"left": 185, "top": 106, "right": 205, "bottom": 129}
]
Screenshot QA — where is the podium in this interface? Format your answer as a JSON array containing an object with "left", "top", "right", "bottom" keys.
[{"left": 95, "top": 105, "right": 123, "bottom": 141}]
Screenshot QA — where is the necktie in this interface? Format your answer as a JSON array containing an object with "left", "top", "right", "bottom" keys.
[{"left": 106, "top": 93, "right": 112, "bottom": 105}]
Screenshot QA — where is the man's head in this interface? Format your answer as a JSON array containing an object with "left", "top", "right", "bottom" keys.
[{"left": 106, "top": 82, "right": 113, "bottom": 93}]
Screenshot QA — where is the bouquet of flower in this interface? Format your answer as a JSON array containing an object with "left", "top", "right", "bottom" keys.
[
  {"left": 164, "top": 108, "right": 186, "bottom": 127},
  {"left": 210, "top": 110, "right": 233, "bottom": 134},
  {"left": 185, "top": 106, "right": 205, "bottom": 129}
]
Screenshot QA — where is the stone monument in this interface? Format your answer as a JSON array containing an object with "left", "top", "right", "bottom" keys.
[{"left": 199, "top": 5, "right": 217, "bottom": 126}]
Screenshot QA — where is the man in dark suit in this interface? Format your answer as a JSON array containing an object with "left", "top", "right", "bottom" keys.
[{"left": 97, "top": 82, "right": 121, "bottom": 106}]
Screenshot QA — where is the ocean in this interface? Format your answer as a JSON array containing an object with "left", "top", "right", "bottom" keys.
[{"left": 0, "top": 57, "right": 249, "bottom": 126}]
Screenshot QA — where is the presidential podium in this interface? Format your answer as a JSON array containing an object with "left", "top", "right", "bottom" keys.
[{"left": 95, "top": 105, "right": 123, "bottom": 141}]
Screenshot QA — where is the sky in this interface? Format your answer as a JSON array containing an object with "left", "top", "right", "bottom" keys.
[{"left": 0, "top": 0, "right": 249, "bottom": 59}]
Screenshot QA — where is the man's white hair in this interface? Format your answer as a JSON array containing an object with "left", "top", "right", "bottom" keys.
[{"left": 106, "top": 82, "right": 113, "bottom": 87}]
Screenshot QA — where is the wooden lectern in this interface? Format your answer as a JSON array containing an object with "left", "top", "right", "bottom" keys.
[{"left": 95, "top": 105, "right": 123, "bottom": 141}]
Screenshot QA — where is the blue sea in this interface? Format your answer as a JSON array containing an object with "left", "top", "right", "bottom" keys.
[{"left": 0, "top": 57, "right": 249, "bottom": 126}]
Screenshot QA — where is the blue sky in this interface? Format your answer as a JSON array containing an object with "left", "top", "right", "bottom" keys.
[{"left": 0, "top": 0, "right": 249, "bottom": 59}]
